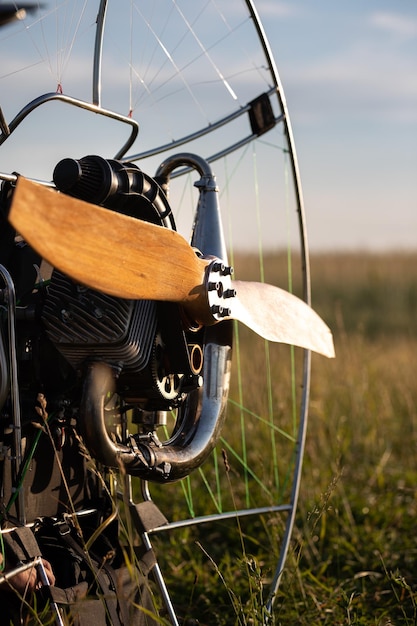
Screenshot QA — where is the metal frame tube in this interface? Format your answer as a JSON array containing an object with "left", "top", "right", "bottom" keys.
[
  {"left": 0, "top": 265, "right": 24, "bottom": 525},
  {"left": 92, "top": 0, "right": 108, "bottom": 107}
]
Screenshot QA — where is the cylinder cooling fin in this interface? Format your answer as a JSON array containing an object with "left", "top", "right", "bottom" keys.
[{"left": 42, "top": 271, "right": 158, "bottom": 375}]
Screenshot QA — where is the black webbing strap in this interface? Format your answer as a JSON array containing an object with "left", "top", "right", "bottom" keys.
[
  {"left": 135, "top": 546, "right": 157, "bottom": 578},
  {"left": 129, "top": 501, "right": 168, "bottom": 535},
  {"left": 54, "top": 522, "right": 126, "bottom": 626},
  {"left": 2, "top": 526, "right": 42, "bottom": 565},
  {"left": 41, "top": 581, "right": 89, "bottom": 605}
]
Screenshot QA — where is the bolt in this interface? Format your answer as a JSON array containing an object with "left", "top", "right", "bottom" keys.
[
  {"left": 212, "top": 262, "right": 225, "bottom": 273},
  {"left": 223, "top": 288, "right": 236, "bottom": 298},
  {"left": 61, "top": 309, "right": 72, "bottom": 323},
  {"left": 208, "top": 281, "right": 219, "bottom": 291}
]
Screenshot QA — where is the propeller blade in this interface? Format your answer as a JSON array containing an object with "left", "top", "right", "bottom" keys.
[
  {"left": 230, "top": 281, "right": 335, "bottom": 358},
  {"left": 9, "top": 177, "right": 334, "bottom": 357},
  {"left": 9, "top": 176, "right": 208, "bottom": 302}
]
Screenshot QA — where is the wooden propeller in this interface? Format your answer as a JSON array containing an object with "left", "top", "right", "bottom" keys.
[{"left": 8, "top": 177, "right": 334, "bottom": 358}]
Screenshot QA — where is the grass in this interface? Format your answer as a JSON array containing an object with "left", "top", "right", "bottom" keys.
[
  {"left": 273, "top": 251, "right": 417, "bottom": 625},
  {"left": 147, "top": 250, "right": 417, "bottom": 625},
  {"left": 5, "top": 250, "right": 417, "bottom": 625},
  {"left": 281, "top": 331, "right": 417, "bottom": 625}
]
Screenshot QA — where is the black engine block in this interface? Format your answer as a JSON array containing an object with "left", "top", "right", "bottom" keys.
[{"left": 42, "top": 270, "right": 157, "bottom": 375}]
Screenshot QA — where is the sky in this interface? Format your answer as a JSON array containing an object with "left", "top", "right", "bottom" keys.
[
  {"left": 257, "top": 0, "right": 417, "bottom": 251},
  {"left": 0, "top": 0, "right": 416, "bottom": 252}
]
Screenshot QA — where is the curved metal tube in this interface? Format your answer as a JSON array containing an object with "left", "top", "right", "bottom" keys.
[
  {"left": 80, "top": 324, "right": 232, "bottom": 483},
  {"left": 155, "top": 153, "right": 228, "bottom": 259},
  {"left": 0, "top": 265, "right": 24, "bottom": 523},
  {"left": 0, "top": 92, "right": 139, "bottom": 160},
  {"left": 79, "top": 155, "right": 233, "bottom": 482},
  {"left": 92, "top": 0, "right": 108, "bottom": 107},
  {"left": 244, "top": 2, "right": 312, "bottom": 615},
  {"left": 155, "top": 152, "right": 215, "bottom": 189},
  {"left": 0, "top": 321, "right": 9, "bottom": 411}
]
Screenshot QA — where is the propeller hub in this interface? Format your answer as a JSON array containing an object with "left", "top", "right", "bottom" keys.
[{"left": 204, "top": 258, "right": 236, "bottom": 323}]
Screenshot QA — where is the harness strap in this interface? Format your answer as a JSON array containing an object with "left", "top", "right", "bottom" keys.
[
  {"left": 41, "top": 581, "right": 89, "bottom": 605},
  {"left": 54, "top": 522, "right": 126, "bottom": 626},
  {"left": 2, "top": 526, "right": 42, "bottom": 565}
]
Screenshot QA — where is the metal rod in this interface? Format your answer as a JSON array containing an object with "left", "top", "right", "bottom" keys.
[
  {"left": 0, "top": 106, "right": 10, "bottom": 136},
  {"left": 0, "top": 557, "right": 42, "bottom": 585},
  {"left": 0, "top": 92, "right": 139, "bottom": 159},
  {"left": 264, "top": 352, "right": 312, "bottom": 620},
  {"left": 128, "top": 491, "right": 179, "bottom": 625},
  {"left": 0, "top": 265, "right": 25, "bottom": 525},
  {"left": 37, "top": 559, "right": 66, "bottom": 626},
  {"left": 245, "top": 0, "right": 311, "bottom": 304},
  {"left": 0, "top": 557, "right": 65, "bottom": 626},
  {"left": 147, "top": 504, "right": 292, "bottom": 534},
  {"left": 92, "top": 0, "right": 108, "bottom": 107},
  {"left": 243, "top": 3, "right": 312, "bottom": 621},
  {"left": 167, "top": 116, "right": 284, "bottom": 179},
  {"left": 0, "top": 316, "right": 9, "bottom": 411},
  {"left": 142, "top": 531, "right": 180, "bottom": 626},
  {"left": 122, "top": 87, "right": 278, "bottom": 163}
]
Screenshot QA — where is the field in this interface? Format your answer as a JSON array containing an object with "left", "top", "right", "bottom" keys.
[
  {"left": 280, "top": 252, "right": 417, "bottom": 625},
  {"left": 149, "top": 251, "right": 417, "bottom": 625},
  {"left": 4, "top": 250, "right": 415, "bottom": 626}
]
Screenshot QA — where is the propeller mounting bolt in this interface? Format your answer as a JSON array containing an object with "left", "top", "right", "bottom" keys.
[
  {"left": 208, "top": 281, "right": 220, "bottom": 291},
  {"left": 212, "top": 262, "right": 225, "bottom": 273},
  {"left": 223, "top": 289, "right": 236, "bottom": 299},
  {"left": 221, "top": 265, "right": 234, "bottom": 276}
]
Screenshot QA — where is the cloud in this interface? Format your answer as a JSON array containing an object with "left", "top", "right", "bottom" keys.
[
  {"left": 370, "top": 11, "right": 417, "bottom": 40},
  {"left": 284, "top": 36, "right": 417, "bottom": 126}
]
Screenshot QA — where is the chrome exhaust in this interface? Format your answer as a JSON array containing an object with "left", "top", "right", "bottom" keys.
[{"left": 79, "top": 155, "right": 233, "bottom": 482}]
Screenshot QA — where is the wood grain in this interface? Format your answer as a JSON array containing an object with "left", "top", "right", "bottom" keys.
[
  {"left": 8, "top": 177, "right": 335, "bottom": 356},
  {"left": 9, "top": 177, "right": 210, "bottom": 317}
]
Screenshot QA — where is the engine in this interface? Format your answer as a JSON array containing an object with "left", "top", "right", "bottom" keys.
[
  {"left": 40, "top": 155, "right": 203, "bottom": 412},
  {"left": 0, "top": 152, "right": 232, "bottom": 485},
  {"left": 41, "top": 270, "right": 203, "bottom": 410}
]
